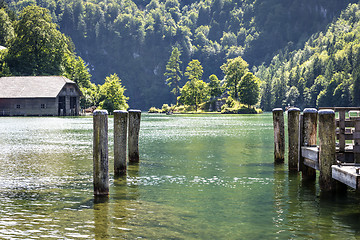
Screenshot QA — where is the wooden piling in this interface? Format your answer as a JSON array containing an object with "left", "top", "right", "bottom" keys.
[
  {"left": 339, "top": 110, "right": 346, "bottom": 152},
  {"left": 298, "top": 113, "right": 304, "bottom": 171},
  {"left": 318, "top": 109, "right": 336, "bottom": 192},
  {"left": 114, "top": 110, "right": 128, "bottom": 177},
  {"left": 288, "top": 107, "right": 300, "bottom": 172},
  {"left": 301, "top": 108, "right": 317, "bottom": 180},
  {"left": 128, "top": 110, "right": 141, "bottom": 163},
  {"left": 273, "top": 108, "right": 285, "bottom": 163},
  {"left": 93, "top": 110, "right": 109, "bottom": 196},
  {"left": 354, "top": 118, "right": 360, "bottom": 163}
]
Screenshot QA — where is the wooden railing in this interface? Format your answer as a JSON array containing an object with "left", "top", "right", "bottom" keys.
[
  {"left": 273, "top": 107, "right": 360, "bottom": 191},
  {"left": 320, "top": 107, "right": 360, "bottom": 163}
]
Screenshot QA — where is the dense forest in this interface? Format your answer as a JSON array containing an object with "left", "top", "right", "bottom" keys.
[
  {"left": 4, "top": 0, "right": 356, "bottom": 110},
  {"left": 257, "top": 3, "right": 360, "bottom": 111},
  {"left": 0, "top": 0, "right": 358, "bottom": 110}
]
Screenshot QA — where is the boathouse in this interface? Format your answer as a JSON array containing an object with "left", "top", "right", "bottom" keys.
[{"left": 0, "top": 76, "right": 82, "bottom": 116}]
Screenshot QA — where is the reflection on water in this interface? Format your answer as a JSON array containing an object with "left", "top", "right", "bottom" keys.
[{"left": 0, "top": 114, "right": 360, "bottom": 239}]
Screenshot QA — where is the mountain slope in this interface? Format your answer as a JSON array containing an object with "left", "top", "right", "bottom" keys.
[
  {"left": 256, "top": 3, "right": 360, "bottom": 110},
  {"left": 7, "top": 0, "right": 356, "bottom": 109}
]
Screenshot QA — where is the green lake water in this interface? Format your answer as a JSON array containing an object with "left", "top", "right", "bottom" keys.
[{"left": 1, "top": 113, "right": 360, "bottom": 239}]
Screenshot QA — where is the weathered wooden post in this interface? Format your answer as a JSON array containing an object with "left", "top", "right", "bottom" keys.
[
  {"left": 354, "top": 118, "right": 360, "bottom": 163},
  {"left": 93, "top": 110, "right": 109, "bottom": 196},
  {"left": 288, "top": 107, "right": 300, "bottom": 172},
  {"left": 301, "top": 108, "right": 317, "bottom": 180},
  {"left": 128, "top": 110, "right": 141, "bottom": 163},
  {"left": 298, "top": 113, "right": 304, "bottom": 171},
  {"left": 273, "top": 108, "right": 285, "bottom": 163},
  {"left": 114, "top": 110, "right": 128, "bottom": 177},
  {"left": 338, "top": 110, "right": 346, "bottom": 152},
  {"left": 318, "top": 109, "right": 336, "bottom": 192}
]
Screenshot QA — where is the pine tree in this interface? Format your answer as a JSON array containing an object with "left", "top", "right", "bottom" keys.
[
  {"left": 352, "top": 68, "right": 360, "bottom": 106},
  {"left": 164, "top": 47, "right": 182, "bottom": 104}
]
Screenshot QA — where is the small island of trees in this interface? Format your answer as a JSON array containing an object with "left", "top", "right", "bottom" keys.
[{"left": 150, "top": 47, "right": 262, "bottom": 114}]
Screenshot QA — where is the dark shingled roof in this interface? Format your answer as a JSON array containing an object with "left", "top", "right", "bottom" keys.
[{"left": 0, "top": 76, "right": 77, "bottom": 98}]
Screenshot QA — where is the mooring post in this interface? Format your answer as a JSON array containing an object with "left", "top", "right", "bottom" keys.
[
  {"left": 114, "top": 110, "right": 128, "bottom": 177},
  {"left": 298, "top": 113, "right": 304, "bottom": 172},
  {"left": 93, "top": 110, "right": 109, "bottom": 196},
  {"left": 354, "top": 118, "right": 360, "bottom": 163},
  {"left": 339, "top": 110, "right": 346, "bottom": 152},
  {"left": 318, "top": 109, "right": 336, "bottom": 192},
  {"left": 128, "top": 110, "right": 141, "bottom": 163},
  {"left": 273, "top": 108, "right": 285, "bottom": 163},
  {"left": 301, "top": 108, "right": 317, "bottom": 181},
  {"left": 288, "top": 107, "right": 300, "bottom": 172}
]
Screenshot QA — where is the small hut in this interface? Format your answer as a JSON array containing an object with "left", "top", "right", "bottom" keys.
[{"left": 0, "top": 76, "right": 82, "bottom": 116}]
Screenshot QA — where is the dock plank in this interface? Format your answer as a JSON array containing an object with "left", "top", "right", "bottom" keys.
[
  {"left": 301, "top": 146, "right": 319, "bottom": 170},
  {"left": 304, "top": 157, "right": 320, "bottom": 170},
  {"left": 332, "top": 165, "right": 360, "bottom": 189},
  {"left": 301, "top": 146, "right": 318, "bottom": 161}
]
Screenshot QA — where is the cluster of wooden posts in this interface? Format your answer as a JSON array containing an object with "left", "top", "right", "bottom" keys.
[
  {"left": 93, "top": 109, "right": 141, "bottom": 196},
  {"left": 273, "top": 107, "right": 360, "bottom": 192}
]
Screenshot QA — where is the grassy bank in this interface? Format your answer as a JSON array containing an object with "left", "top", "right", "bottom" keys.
[{"left": 149, "top": 98, "right": 263, "bottom": 114}]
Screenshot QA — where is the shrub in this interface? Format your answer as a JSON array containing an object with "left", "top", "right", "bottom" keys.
[
  {"left": 162, "top": 104, "right": 171, "bottom": 113},
  {"left": 148, "top": 107, "right": 161, "bottom": 113}
]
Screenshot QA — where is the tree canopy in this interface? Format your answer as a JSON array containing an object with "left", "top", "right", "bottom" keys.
[
  {"left": 7, "top": 0, "right": 354, "bottom": 109},
  {"left": 99, "top": 74, "right": 129, "bottom": 113},
  {"left": 239, "top": 72, "right": 260, "bottom": 107},
  {"left": 221, "top": 56, "right": 249, "bottom": 99},
  {"left": 6, "top": 6, "right": 69, "bottom": 75},
  {"left": 256, "top": 3, "right": 360, "bottom": 110},
  {"left": 0, "top": 4, "right": 129, "bottom": 111},
  {"left": 179, "top": 59, "right": 209, "bottom": 110}
]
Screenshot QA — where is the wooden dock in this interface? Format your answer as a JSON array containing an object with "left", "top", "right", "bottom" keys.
[{"left": 274, "top": 107, "right": 360, "bottom": 191}]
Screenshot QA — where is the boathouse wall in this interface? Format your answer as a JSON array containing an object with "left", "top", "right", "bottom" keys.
[{"left": 0, "top": 76, "right": 82, "bottom": 116}]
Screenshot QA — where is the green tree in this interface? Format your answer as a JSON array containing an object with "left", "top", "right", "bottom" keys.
[
  {"left": 6, "top": 6, "right": 70, "bottom": 75},
  {"left": 221, "top": 56, "right": 249, "bottom": 99},
  {"left": 164, "top": 47, "right": 182, "bottom": 104},
  {"left": 99, "top": 74, "right": 129, "bottom": 113},
  {"left": 317, "top": 72, "right": 345, "bottom": 107},
  {"left": 179, "top": 59, "right": 209, "bottom": 111},
  {"left": 184, "top": 59, "right": 203, "bottom": 82},
  {"left": 64, "top": 55, "right": 92, "bottom": 89},
  {"left": 309, "top": 75, "right": 326, "bottom": 107},
  {"left": 80, "top": 83, "right": 99, "bottom": 109},
  {"left": 239, "top": 72, "right": 260, "bottom": 108},
  {"left": 352, "top": 68, "right": 360, "bottom": 106},
  {"left": 208, "top": 74, "right": 222, "bottom": 98},
  {"left": 285, "top": 86, "right": 300, "bottom": 107},
  {"left": 333, "top": 75, "right": 352, "bottom": 107},
  {"left": 260, "top": 77, "right": 272, "bottom": 111},
  {"left": 271, "top": 77, "right": 287, "bottom": 108},
  {"left": 0, "top": 8, "right": 14, "bottom": 47},
  {"left": 178, "top": 79, "right": 209, "bottom": 111}
]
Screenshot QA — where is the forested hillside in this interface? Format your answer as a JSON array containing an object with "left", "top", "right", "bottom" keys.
[
  {"left": 257, "top": 3, "right": 360, "bottom": 111},
  {"left": 5, "top": 0, "right": 357, "bottom": 109}
]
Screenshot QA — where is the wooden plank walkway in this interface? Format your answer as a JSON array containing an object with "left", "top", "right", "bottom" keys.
[
  {"left": 301, "top": 146, "right": 319, "bottom": 170},
  {"left": 273, "top": 107, "right": 360, "bottom": 191},
  {"left": 301, "top": 145, "right": 360, "bottom": 189},
  {"left": 301, "top": 107, "right": 360, "bottom": 190},
  {"left": 332, "top": 164, "right": 360, "bottom": 189}
]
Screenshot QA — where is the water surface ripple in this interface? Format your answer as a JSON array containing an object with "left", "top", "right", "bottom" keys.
[{"left": 1, "top": 114, "right": 360, "bottom": 239}]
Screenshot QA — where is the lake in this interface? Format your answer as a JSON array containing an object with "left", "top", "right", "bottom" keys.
[{"left": 1, "top": 113, "right": 360, "bottom": 239}]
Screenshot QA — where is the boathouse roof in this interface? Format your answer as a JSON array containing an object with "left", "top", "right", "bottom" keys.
[{"left": 0, "top": 76, "right": 79, "bottom": 98}]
